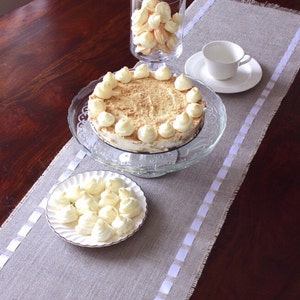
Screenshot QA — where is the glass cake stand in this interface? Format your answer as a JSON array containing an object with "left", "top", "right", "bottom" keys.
[{"left": 68, "top": 74, "right": 227, "bottom": 178}]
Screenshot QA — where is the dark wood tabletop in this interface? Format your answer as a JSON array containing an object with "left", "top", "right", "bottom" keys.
[{"left": 0, "top": 0, "right": 299, "bottom": 299}]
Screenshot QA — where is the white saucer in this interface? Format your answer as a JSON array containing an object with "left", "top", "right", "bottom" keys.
[{"left": 184, "top": 51, "right": 262, "bottom": 93}]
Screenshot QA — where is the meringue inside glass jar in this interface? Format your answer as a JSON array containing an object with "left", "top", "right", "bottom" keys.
[{"left": 130, "top": 0, "right": 186, "bottom": 63}]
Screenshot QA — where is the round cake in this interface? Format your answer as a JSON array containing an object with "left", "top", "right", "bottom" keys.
[{"left": 88, "top": 64, "right": 206, "bottom": 153}]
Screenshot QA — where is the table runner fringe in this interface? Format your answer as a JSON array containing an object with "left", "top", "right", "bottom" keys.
[{"left": 234, "top": 0, "right": 300, "bottom": 15}]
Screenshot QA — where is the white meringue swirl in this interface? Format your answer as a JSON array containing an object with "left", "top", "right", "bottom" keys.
[
  {"left": 186, "top": 103, "right": 204, "bottom": 118},
  {"left": 174, "top": 74, "right": 193, "bottom": 91},
  {"left": 173, "top": 112, "right": 193, "bottom": 132},
  {"left": 91, "top": 219, "right": 115, "bottom": 242},
  {"left": 115, "top": 67, "right": 132, "bottom": 83},
  {"left": 97, "top": 111, "right": 115, "bottom": 127},
  {"left": 133, "top": 63, "right": 150, "bottom": 79},
  {"left": 137, "top": 124, "right": 158, "bottom": 143},
  {"left": 115, "top": 118, "right": 135, "bottom": 136},
  {"left": 186, "top": 87, "right": 202, "bottom": 103},
  {"left": 154, "top": 65, "right": 172, "bottom": 81},
  {"left": 158, "top": 121, "right": 175, "bottom": 138}
]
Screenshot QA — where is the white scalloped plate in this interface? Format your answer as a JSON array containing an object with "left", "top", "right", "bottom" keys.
[{"left": 46, "top": 171, "right": 147, "bottom": 248}]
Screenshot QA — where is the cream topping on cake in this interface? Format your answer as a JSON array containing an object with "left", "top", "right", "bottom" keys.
[
  {"left": 133, "top": 63, "right": 150, "bottom": 79},
  {"left": 174, "top": 74, "right": 193, "bottom": 91},
  {"left": 158, "top": 121, "right": 175, "bottom": 138},
  {"left": 186, "top": 102, "right": 205, "bottom": 118},
  {"left": 115, "top": 118, "right": 135, "bottom": 137},
  {"left": 173, "top": 112, "right": 193, "bottom": 132},
  {"left": 154, "top": 65, "right": 172, "bottom": 80},
  {"left": 103, "top": 71, "right": 118, "bottom": 88},
  {"left": 88, "top": 64, "right": 206, "bottom": 153},
  {"left": 186, "top": 87, "right": 202, "bottom": 103},
  {"left": 137, "top": 124, "right": 158, "bottom": 143}
]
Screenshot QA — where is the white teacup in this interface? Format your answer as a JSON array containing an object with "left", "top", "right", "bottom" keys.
[{"left": 202, "top": 40, "right": 252, "bottom": 80}]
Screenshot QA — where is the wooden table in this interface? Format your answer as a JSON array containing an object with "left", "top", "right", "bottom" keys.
[{"left": 0, "top": 0, "right": 299, "bottom": 298}]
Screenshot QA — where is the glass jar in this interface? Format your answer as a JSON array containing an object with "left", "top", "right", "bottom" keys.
[{"left": 130, "top": 0, "right": 186, "bottom": 64}]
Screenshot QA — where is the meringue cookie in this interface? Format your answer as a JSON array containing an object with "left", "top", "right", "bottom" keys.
[
  {"left": 154, "top": 25, "right": 169, "bottom": 44},
  {"left": 106, "top": 177, "right": 126, "bottom": 193},
  {"left": 81, "top": 177, "right": 106, "bottom": 196},
  {"left": 138, "top": 31, "right": 157, "bottom": 49},
  {"left": 115, "top": 118, "right": 135, "bottom": 136},
  {"left": 154, "top": 65, "right": 172, "bottom": 81},
  {"left": 131, "top": 22, "right": 150, "bottom": 36},
  {"left": 57, "top": 204, "right": 79, "bottom": 224},
  {"left": 133, "top": 63, "right": 150, "bottom": 79},
  {"left": 97, "top": 111, "right": 115, "bottom": 127},
  {"left": 172, "top": 12, "right": 183, "bottom": 25},
  {"left": 118, "top": 187, "right": 134, "bottom": 200},
  {"left": 174, "top": 74, "right": 193, "bottom": 91},
  {"left": 164, "top": 20, "right": 179, "bottom": 33},
  {"left": 103, "top": 71, "right": 117, "bottom": 88},
  {"left": 131, "top": 7, "right": 148, "bottom": 26},
  {"left": 115, "top": 67, "right": 132, "bottom": 83},
  {"left": 98, "top": 205, "right": 118, "bottom": 224},
  {"left": 75, "top": 211, "right": 98, "bottom": 235},
  {"left": 173, "top": 112, "right": 193, "bottom": 132},
  {"left": 99, "top": 190, "right": 120, "bottom": 207},
  {"left": 186, "top": 87, "right": 202, "bottom": 103},
  {"left": 94, "top": 81, "right": 113, "bottom": 99},
  {"left": 135, "top": 45, "right": 152, "bottom": 55},
  {"left": 49, "top": 191, "right": 70, "bottom": 209},
  {"left": 91, "top": 219, "right": 115, "bottom": 242},
  {"left": 75, "top": 195, "right": 99, "bottom": 215},
  {"left": 148, "top": 13, "right": 161, "bottom": 29},
  {"left": 66, "top": 185, "right": 84, "bottom": 202},
  {"left": 166, "top": 33, "right": 179, "bottom": 50},
  {"left": 88, "top": 99, "right": 106, "bottom": 117},
  {"left": 155, "top": 2, "right": 171, "bottom": 23},
  {"left": 158, "top": 121, "right": 175, "bottom": 138},
  {"left": 142, "top": 0, "right": 158, "bottom": 12},
  {"left": 112, "top": 215, "right": 135, "bottom": 235},
  {"left": 137, "top": 124, "right": 158, "bottom": 143},
  {"left": 119, "top": 197, "right": 142, "bottom": 218}
]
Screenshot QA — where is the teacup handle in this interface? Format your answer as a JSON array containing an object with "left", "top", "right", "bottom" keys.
[{"left": 239, "top": 54, "right": 252, "bottom": 66}]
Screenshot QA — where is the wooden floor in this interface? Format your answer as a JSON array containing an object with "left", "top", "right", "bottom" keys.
[{"left": 0, "top": 0, "right": 31, "bottom": 15}]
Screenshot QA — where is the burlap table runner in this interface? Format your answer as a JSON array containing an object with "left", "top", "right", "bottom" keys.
[{"left": 1, "top": 1, "right": 299, "bottom": 299}]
